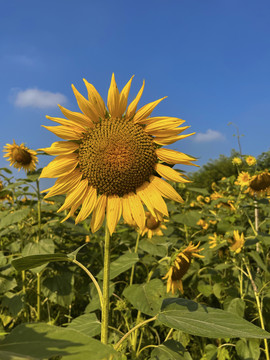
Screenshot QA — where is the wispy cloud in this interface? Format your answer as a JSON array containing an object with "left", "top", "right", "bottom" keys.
[
  {"left": 193, "top": 129, "right": 225, "bottom": 143},
  {"left": 13, "top": 88, "right": 67, "bottom": 109}
]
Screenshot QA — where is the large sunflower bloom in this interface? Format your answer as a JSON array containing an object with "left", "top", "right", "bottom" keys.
[
  {"left": 40, "top": 74, "right": 197, "bottom": 234},
  {"left": 235, "top": 171, "right": 250, "bottom": 187},
  {"left": 247, "top": 170, "right": 270, "bottom": 197},
  {"left": 3, "top": 140, "right": 38, "bottom": 172},
  {"left": 163, "top": 242, "right": 204, "bottom": 294},
  {"left": 245, "top": 155, "right": 256, "bottom": 166}
]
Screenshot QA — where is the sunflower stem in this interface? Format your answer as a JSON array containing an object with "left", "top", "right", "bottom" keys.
[
  {"left": 101, "top": 225, "right": 111, "bottom": 344},
  {"left": 130, "top": 232, "right": 140, "bottom": 286},
  {"left": 36, "top": 179, "right": 41, "bottom": 243},
  {"left": 36, "top": 272, "right": 41, "bottom": 321},
  {"left": 244, "top": 260, "right": 269, "bottom": 360}
]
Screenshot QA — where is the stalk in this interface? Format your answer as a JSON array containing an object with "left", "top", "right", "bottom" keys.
[
  {"left": 101, "top": 225, "right": 111, "bottom": 344},
  {"left": 130, "top": 232, "right": 140, "bottom": 286},
  {"left": 245, "top": 261, "right": 269, "bottom": 360}
]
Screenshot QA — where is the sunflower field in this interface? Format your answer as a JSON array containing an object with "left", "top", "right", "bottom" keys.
[{"left": 1, "top": 76, "right": 270, "bottom": 360}]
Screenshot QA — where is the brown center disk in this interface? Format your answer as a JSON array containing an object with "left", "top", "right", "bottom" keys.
[
  {"left": 13, "top": 148, "right": 32, "bottom": 165},
  {"left": 78, "top": 118, "right": 157, "bottom": 196}
]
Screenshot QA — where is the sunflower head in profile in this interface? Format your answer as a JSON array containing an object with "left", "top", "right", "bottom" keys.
[
  {"left": 247, "top": 170, "right": 270, "bottom": 197},
  {"left": 229, "top": 230, "right": 245, "bottom": 254},
  {"left": 3, "top": 140, "right": 38, "bottom": 172},
  {"left": 163, "top": 242, "right": 204, "bottom": 294},
  {"left": 141, "top": 212, "right": 167, "bottom": 238},
  {"left": 245, "top": 155, "right": 256, "bottom": 166},
  {"left": 40, "top": 74, "right": 197, "bottom": 234}
]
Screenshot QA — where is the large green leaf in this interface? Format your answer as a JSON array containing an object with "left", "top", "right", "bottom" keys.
[
  {"left": 150, "top": 340, "right": 192, "bottom": 360},
  {"left": 171, "top": 211, "right": 201, "bottom": 228},
  {"left": 0, "top": 323, "right": 118, "bottom": 360},
  {"left": 157, "top": 298, "right": 270, "bottom": 339},
  {"left": 97, "top": 252, "right": 139, "bottom": 280},
  {"left": 42, "top": 270, "right": 74, "bottom": 307},
  {"left": 0, "top": 209, "right": 30, "bottom": 229},
  {"left": 235, "top": 339, "right": 260, "bottom": 360},
  {"left": 139, "top": 237, "right": 168, "bottom": 257},
  {"left": 123, "top": 279, "right": 169, "bottom": 316},
  {"left": 67, "top": 313, "right": 101, "bottom": 337},
  {"left": 21, "top": 239, "right": 55, "bottom": 273},
  {"left": 12, "top": 253, "right": 71, "bottom": 271},
  {"left": 0, "top": 351, "right": 38, "bottom": 360}
]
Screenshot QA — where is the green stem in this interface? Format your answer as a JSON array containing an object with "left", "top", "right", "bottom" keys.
[
  {"left": 245, "top": 261, "right": 269, "bottom": 360},
  {"left": 72, "top": 259, "right": 103, "bottom": 309},
  {"left": 36, "top": 179, "right": 41, "bottom": 243},
  {"left": 101, "top": 225, "right": 110, "bottom": 344},
  {"left": 114, "top": 316, "right": 157, "bottom": 351},
  {"left": 130, "top": 232, "right": 140, "bottom": 286},
  {"left": 36, "top": 272, "right": 41, "bottom": 321}
]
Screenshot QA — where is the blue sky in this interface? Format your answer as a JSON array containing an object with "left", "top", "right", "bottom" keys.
[{"left": 1, "top": 0, "right": 270, "bottom": 184}]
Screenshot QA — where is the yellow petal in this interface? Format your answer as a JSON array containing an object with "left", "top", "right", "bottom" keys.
[
  {"left": 146, "top": 126, "right": 190, "bottom": 137},
  {"left": 83, "top": 79, "right": 106, "bottom": 119},
  {"left": 72, "top": 84, "right": 99, "bottom": 123},
  {"left": 40, "top": 154, "right": 78, "bottom": 178},
  {"left": 58, "top": 105, "right": 94, "bottom": 128},
  {"left": 43, "top": 169, "right": 82, "bottom": 198},
  {"left": 144, "top": 118, "right": 186, "bottom": 131},
  {"left": 57, "top": 179, "right": 88, "bottom": 212},
  {"left": 39, "top": 141, "right": 79, "bottom": 155},
  {"left": 127, "top": 193, "right": 145, "bottom": 231},
  {"left": 106, "top": 195, "right": 122, "bottom": 235},
  {"left": 156, "top": 148, "right": 198, "bottom": 166},
  {"left": 107, "top": 73, "right": 120, "bottom": 118},
  {"left": 136, "top": 182, "right": 159, "bottom": 219},
  {"left": 154, "top": 133, "right": 195, "bottom": 145},
  {"left": 126, "top": 80, "right": 145, "bottom": 119},
  {"left": 155, "top": 163, "right": 190, "bottom": 183},
  {"left": 118, "top": 75, "right": 134, "bottom": 116},
  {"left": 45, "top": 115, "right": 85, "bottom": 130},
  {"left": 91, "top": 194, "right": 107, "bottom": 233},
  {"left": 151, "top": 176, "right": 184, "bottom": 203},
  {"left": 143, "top": 181, "right": 169, "bottom": 217},
  {"left": 42, "top": 125, "right": 83, "bottom": 140},
  {"left": 122, "top": 195, "right": 135, "bottom": 225},
  {"left": 133, "top": 97, "right": 167, "bottom": 124},
  {"left": 75, "top": 186, "right": 97, "bottom": 224}
]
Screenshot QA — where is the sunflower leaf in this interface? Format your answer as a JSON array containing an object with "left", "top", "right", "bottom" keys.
[
  {"left": 12, "top": 253, "right": 71, "bottom": 271},
  {"left": 158, "top": 298, "right": 270, "bottom": 339},
  {"left": 150, "top": 339, "right": 192, "bottom": 360}
]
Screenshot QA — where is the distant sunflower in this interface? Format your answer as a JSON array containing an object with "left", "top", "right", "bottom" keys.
[
  {"left": 3, "top": 140, "right": 38, "bottom": 172},
  {"left": 229, "top": 230, "right": 245, "bottom": 254},
  {"left": 247, "top": 170, "right": 270, "bottom": 197},
  {"left": 141, "top": 212, "right": 167, "bottom": 238},
  {"left": 40, "top": 74, "right": 197, "bottom": 234},
  {"left": 235, "top": 171, "right": 250, "bottom": 187},
  {"left": 245, "top": 155, "right": 256, "bottom": 166},
  {"left": 208, "top": 233, "right": 218, "bottom": 248},
  {"left": 163, "top": 242, "right": 204, "bottom": 294},
  {"left": 232, "top": 157, "right": 242, "bottom": 166}
]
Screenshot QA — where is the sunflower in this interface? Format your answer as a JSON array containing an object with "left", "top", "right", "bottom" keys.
[
  {"left": 163, "top": 242, "right": 204, "bottom": 294},
  {"left": 197, "top": 219, "right": 209, "bottom": 230},
  {"left": 229, "top": 230, "right": 245, "bottom": 254},
  {"left": 3, "top": 140, "right": 38, "bottom": 172},
  {"left": 235, "top": 171, "right": 250, "bottom": 187},
  {"left": 141, "top": 211, "right": 167, "bottom": 238},
  {"left": 245, "top": 155, "right": 256, "bottom": 166},
  {"left": 232, "top": 157, "right": 242, "bottom": 166},
  {"left": 208, "top": 233, "right": 218, "bottom": 249},
  {"left": 40, "top": 74, "right": 197, "bottom": 234},
  {"left": 247, "top": 170, "right": 270, "bottom": 197}
]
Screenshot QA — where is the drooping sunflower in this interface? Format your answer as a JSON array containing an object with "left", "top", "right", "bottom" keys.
[
  {"left": 141, "top": 212, "right": 167, "bottom": 238},
  {"left": 163, "top": 242, "right": 204, "bottom": 294},
  {"left": 229, "top": 230, "right": 245, "bottom": 254},
  {"left": 245, "top": 155, "right": 256, "bottom": 166},
  {"left": 3, "top": 140, "right": 38, "bottom": 172},
  {"left": 40, "top": 74, "right": 197, "bottom": 234},
  {"left": 247, "top": 170, "right": 270, "bottom": 197}
]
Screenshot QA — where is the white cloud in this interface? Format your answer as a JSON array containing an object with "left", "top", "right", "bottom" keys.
[
  {"left": 14, "top": 88, "right": 67, "bottom": 109},
  {"left": 193, "top": 129, "right": 225, "bottom": 143}
]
